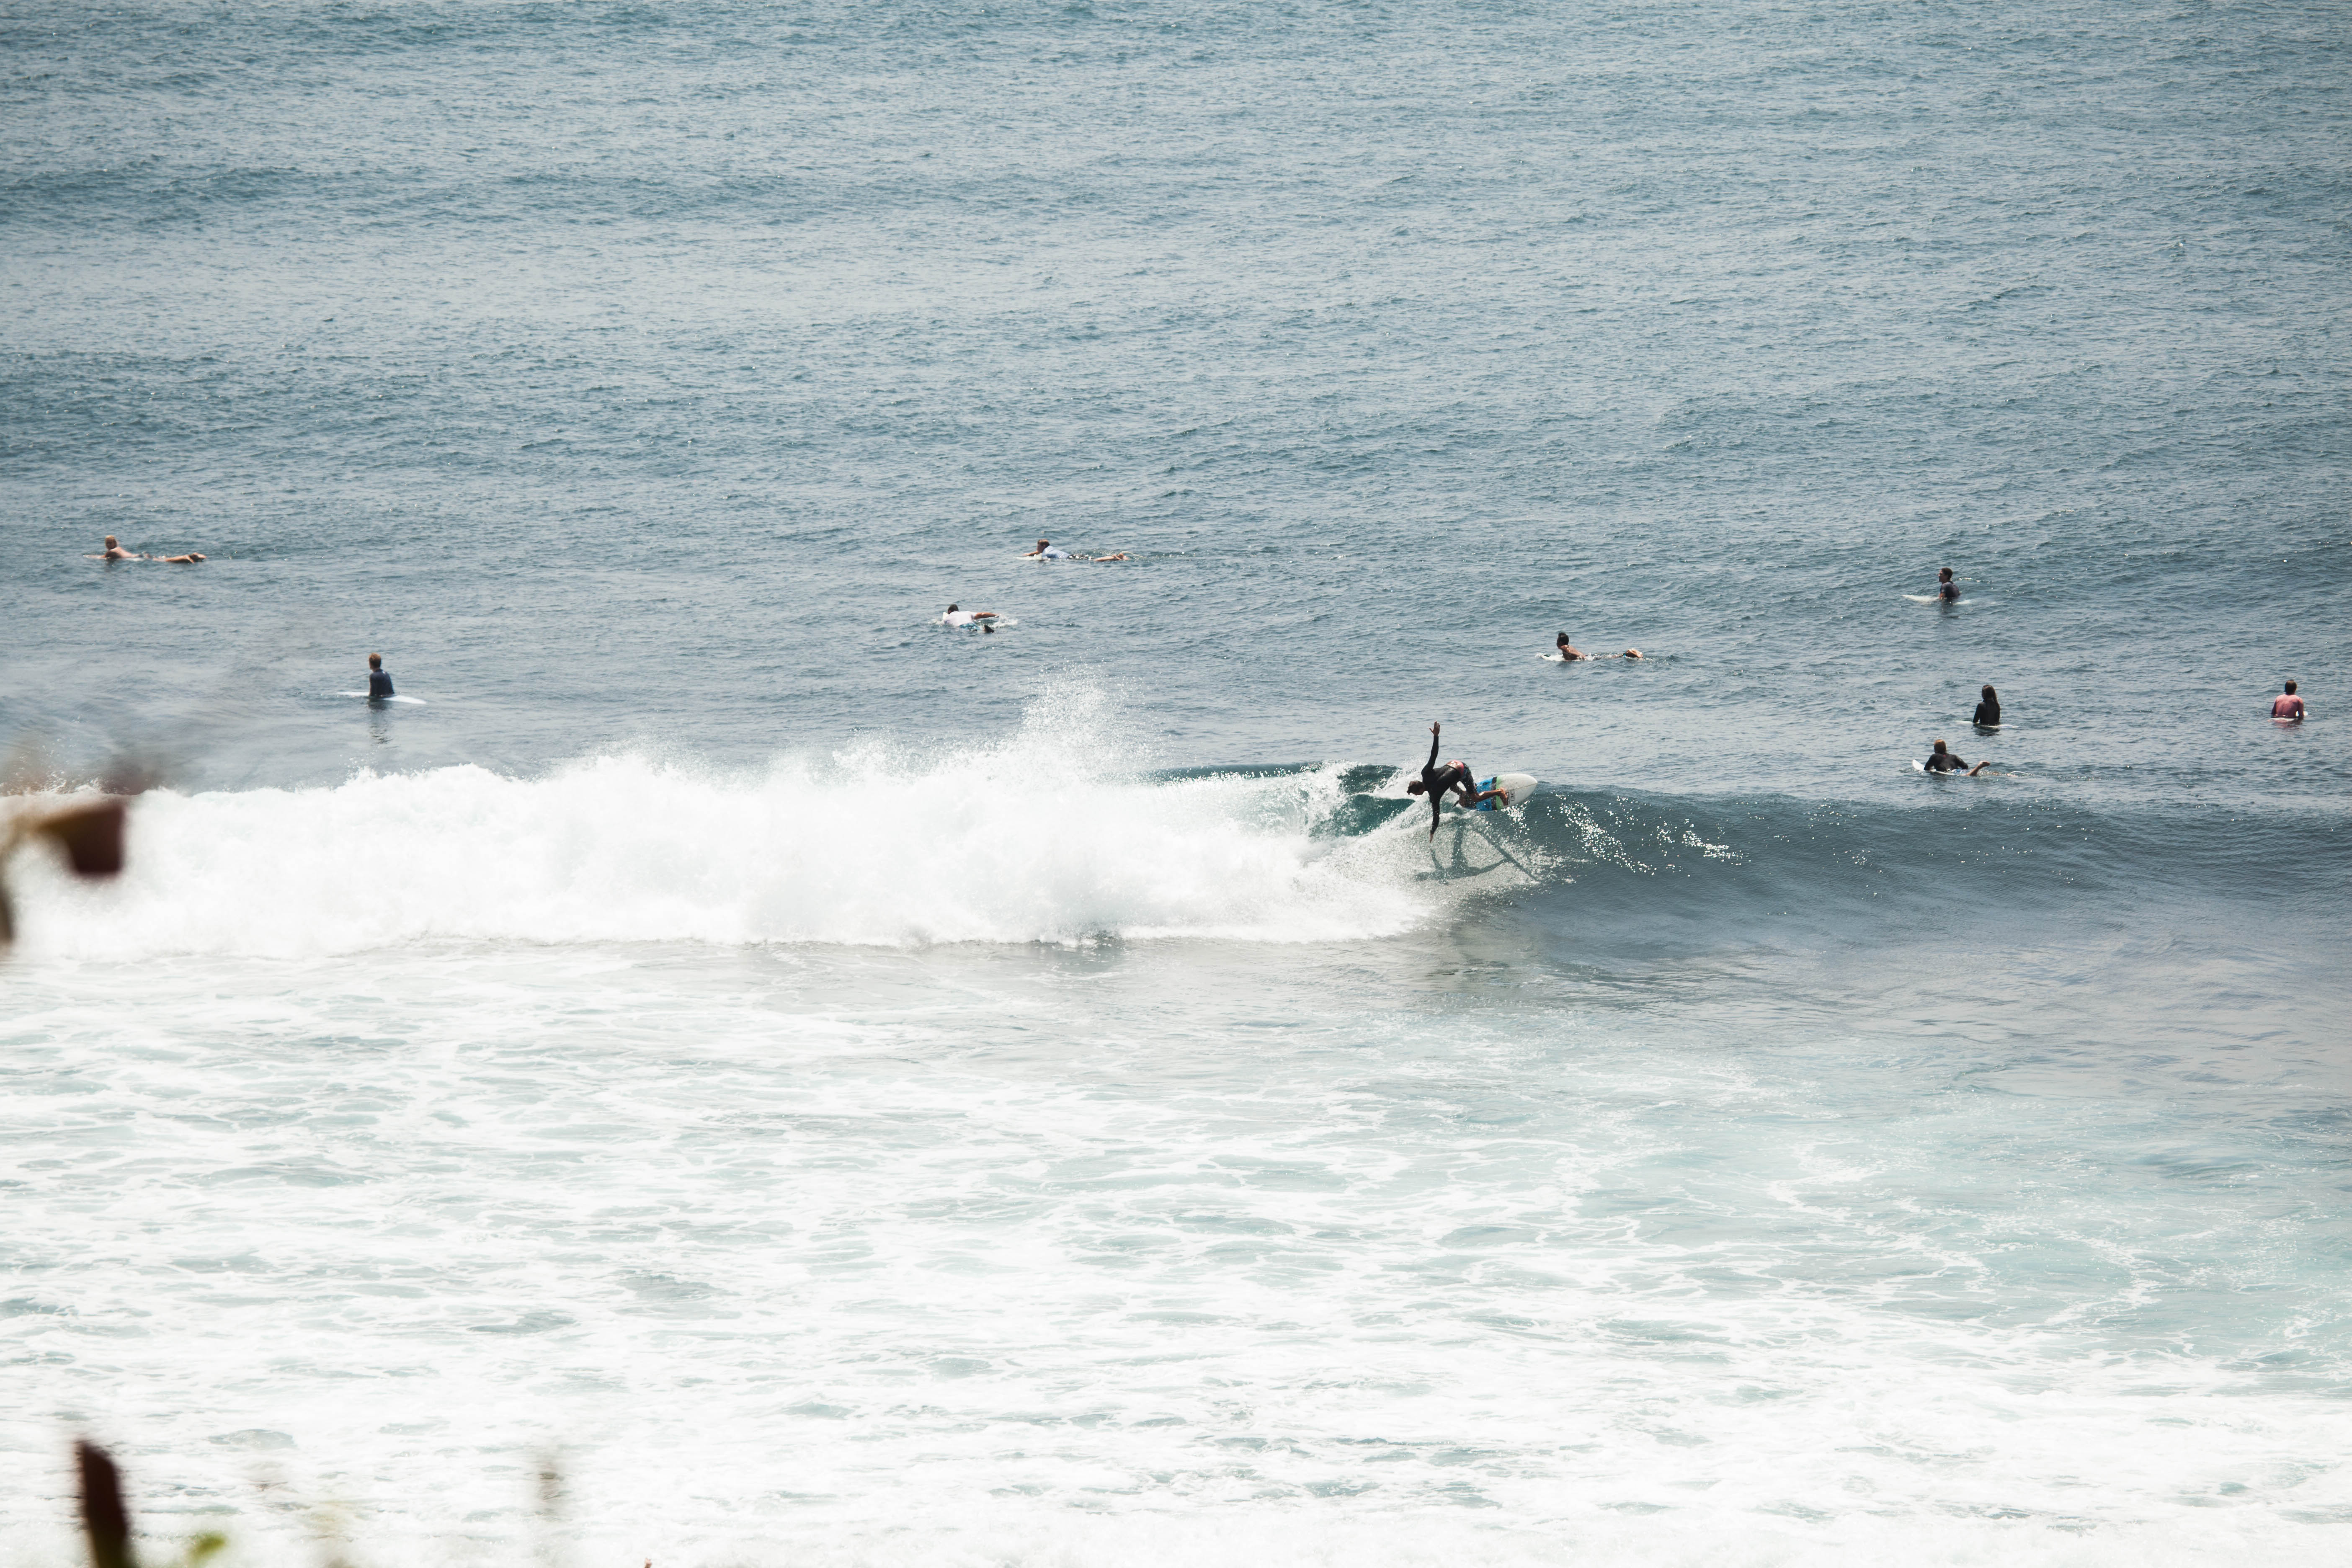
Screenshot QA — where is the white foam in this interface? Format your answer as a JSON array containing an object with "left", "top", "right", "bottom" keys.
[{"left": 8, "top": 707, "right": 1436, "bottom": 958}]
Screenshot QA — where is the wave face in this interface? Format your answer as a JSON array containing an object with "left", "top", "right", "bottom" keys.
[{"left": 17, "top": 735, "right": 2337, "bottom": 963}]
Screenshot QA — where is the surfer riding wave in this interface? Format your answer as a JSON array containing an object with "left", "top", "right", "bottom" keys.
[{"left": 1404, "top": 721, "right": 1506, "bottom": 837}]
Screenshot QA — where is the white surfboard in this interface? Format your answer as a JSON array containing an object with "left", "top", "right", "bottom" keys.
[
  {"left": 339, "top": 691, "right": 427, "bottom": 704},
  {"left": 1468, "top": 771, "right": 1538, "bottom": 810}
]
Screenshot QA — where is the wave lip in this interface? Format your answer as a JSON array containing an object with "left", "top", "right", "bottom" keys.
[{"left": 8, "top": 749, "right": 1442, "bottom": 959}]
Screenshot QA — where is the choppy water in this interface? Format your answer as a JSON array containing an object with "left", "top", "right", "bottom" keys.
[{"left": 3, "top": 0, "right": 2348, "bottom": 1563}]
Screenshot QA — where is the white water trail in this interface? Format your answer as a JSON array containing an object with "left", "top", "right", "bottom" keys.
[{"left": 9, "top": 703, "right": 1442, "bottom": 957}]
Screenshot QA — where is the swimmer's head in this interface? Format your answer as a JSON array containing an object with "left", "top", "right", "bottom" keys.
[
  {"left": 1939, "top": 567, "right": 1954, "bottom": 581},
  {"left": 1556, "top": 632, "right": 1569, "bottom": 645},
  {"left": 1036, "top": 539, "right": 1050, "bottom": 549},
  {"left": 368, "top": 652, "right": 382, "bottom": 668},
  {"left": 104, "top": 536, "right": 118, "bottom": 547},
  {"left": 1983, "top": 684, "right": 1997, "bottom": 699},
  {"left": 1624, "top": 649, "right": 1642, "bottom": 659},
  {"left": 946, "top": 603, "right": 959, "bottom": 612},
  {"left": 1405, "top": 779, "right": 1428, "bottom": 796},
  {"left": 2285, "top": 679, "right": 2298, "bottom": 694},
  {"left": 1932, "top": 739, "right": 1949, "bottom": 754}
]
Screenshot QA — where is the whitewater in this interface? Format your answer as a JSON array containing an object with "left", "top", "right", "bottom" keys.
[
  {"left": 5, "top": 0, "right": 2349, "bottom": 1563},
  {"left": 5, "top": 711, "right": 2344, "bottom": 1565},
  {"left": 11, "top": 740, "right": 1440, "bottom": 954}
]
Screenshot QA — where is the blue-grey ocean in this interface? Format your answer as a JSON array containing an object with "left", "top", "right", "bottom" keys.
[{"left": 4, "top": 1, "right": 2349, "bottom": 1563}]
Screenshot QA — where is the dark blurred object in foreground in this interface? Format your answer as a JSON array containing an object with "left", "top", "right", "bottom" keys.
[
  {"left": 77, "top": 1440, "right": 134, "bottom": 1568},
  {"left": 1, "top": 797, "right": 128, "bottom": 946},
  {"left": 74, "top": 1439, "right": 227, "bottom": 1568}
]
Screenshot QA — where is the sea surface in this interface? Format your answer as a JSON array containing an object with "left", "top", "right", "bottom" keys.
[{"left": 3, "top": 1, "right": 2348, "bottom": 1563}]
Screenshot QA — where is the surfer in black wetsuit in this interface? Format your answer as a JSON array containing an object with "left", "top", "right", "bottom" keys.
[
  {"left": 366, "top": 652, "right": 395, "bottom": 700},
  {"left": 1404, "top": 722, "right": 1505, "bottom": 836},
  {"left": 1924, "top": 739, "right": 1990, "bottom": 776},
  {"left": 1937, "top": 566, "right": 1960, "bottom": 602},
  {"left": 1973, "top": 684, "right": 2001, "bottom": 727}
]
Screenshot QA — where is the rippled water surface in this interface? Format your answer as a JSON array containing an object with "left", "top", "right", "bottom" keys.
[{"left": 3, "top": 0, "right": 2348, "bottom": 1563}]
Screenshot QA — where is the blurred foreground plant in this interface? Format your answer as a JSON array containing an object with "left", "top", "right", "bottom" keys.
[
  {"left": 0, "top": 796, "right": 127, "bottom": 947},
  {"left": 76, "top": 1440, "right": 227, "bottom": 1568}
]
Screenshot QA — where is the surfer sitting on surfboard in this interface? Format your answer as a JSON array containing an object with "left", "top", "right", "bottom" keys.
[
  {"left": 1405, "top": 722, "right": 1507, "bottom": 836},
  {"left": 366, "top": 652, "right": 395, "bottom": 700}
]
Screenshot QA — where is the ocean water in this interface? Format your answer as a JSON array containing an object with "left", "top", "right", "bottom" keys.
[{"left": 3, "top": 0, "right": 2349, "bottom": 1563}]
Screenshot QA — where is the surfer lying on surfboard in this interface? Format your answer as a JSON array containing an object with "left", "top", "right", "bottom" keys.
[
  {"left": 93, "top": 534, "right": 204, "bottom": 564},
  {"left": 1924, "top": 739, "right": 1992, "bottom": 775},
  {"left": 1406, "top": 722, "right": 1508, "bottom": 836},
  {"left": 1553, "top": 633, "right": 1641, "bottom": 660}
]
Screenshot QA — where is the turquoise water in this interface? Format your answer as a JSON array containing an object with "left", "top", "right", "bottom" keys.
[{"left": 3, "top": 1, "right": 2348, "bottom": 1563}]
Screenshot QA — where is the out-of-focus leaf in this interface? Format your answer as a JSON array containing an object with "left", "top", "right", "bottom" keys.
[
  {"left": 78, "top": 1439, "right": 137, "bottom": 1568},
  {"left": 35, "top": 799, "right": 127, "bottom": 878}
]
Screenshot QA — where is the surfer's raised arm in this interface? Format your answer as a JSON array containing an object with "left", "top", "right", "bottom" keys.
[{"left": 1403, "top": 722, "right": 1497, "bottom": 836}]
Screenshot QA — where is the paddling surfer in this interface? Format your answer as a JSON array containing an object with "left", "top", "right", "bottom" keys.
[
  {"left": 96, "top": 534, "right": 204, "bottom": 563},
  {"left": 1405, "top": 722, "right": 1506, "bottom": 836},
  {"left": 1924, "top": 739, "right": 1991, "bottom": 776}
]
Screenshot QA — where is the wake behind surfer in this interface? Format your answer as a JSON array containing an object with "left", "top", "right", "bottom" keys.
[{"left": 1405, "top": 721, "right": 1506, "bottom": 836}]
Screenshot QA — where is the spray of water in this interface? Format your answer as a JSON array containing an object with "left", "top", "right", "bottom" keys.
[{"left": 10, "top": 695, "right": 1449, "bottom": 957}]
